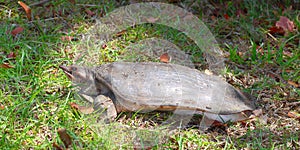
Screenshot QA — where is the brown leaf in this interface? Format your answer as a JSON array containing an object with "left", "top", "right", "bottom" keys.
[
  {"left": 252, "top": 109, "right": 263, "bottom": 116},
  {"left": 236, "top": 8, "right": 247, "bottom": 17},
  {"left": 70, "top": 102, "right": 79, "bottom": 110},
  {"left": 68, "top": 0, "right": 75, "bottom": 4},
  {"left": 61, "top": 36, "right": 77, "bottom": 41},
  {"left": 210, "top": 120, "right": 227, "bottom": 127},
  {"left": 204, "top": 69, "right": 213, "bottom": 75},
  {"left": 18, "top": 1, "right": 31, "bottom": 21},
  {"left": 85, "top": 9, "right": 95, "bottom": 16},
  {"left": 52, "top": 142, "right": 63, "bottom": 150},
  {"left": 146, "top": 17, "right": 159, "bottom": 23},
  {"left": 102, "top": 44, "right": 107, "bottom": 49},
  {"left": 78, "top": 106, "right": 94, "bottom": 114},
  {"left": 14, "top": 45, "right": 20, "bottom": 50},
  {"left": 29, "top": 0, "right": 52, "bottom": 7},
  {"left": 269, "top": 26, "right": 285, "bottom": 35},
  {"left": 115, "top": 30, "right": 127, "bottom": 37},
  {"left": 210, "top": 15, "right": 216, "bottom": 20},
  {"left": 285, "top": 69, "right": 292, "bottom": 73},
  {"left": 0, "top": 63, "right": 14, "bottom": 68},
  {"left": 7, "top": 52, "right": 16, "bottom": 58},
  {"left": 283, "top": 50, "right": 293, "bottom": 57},
  {"left": 0, "top": 104, "right": 4, "bottom": 110},
  {"left": 287, "top": 111, "right": 300, "bottom": 119},
  {"left": 160, "top": 53, "right": 170, "bottom": 63},
  {"left": 276, "top": 16, "right": 295, "bottom": 32},
  {"left": 255, "top": 45, "right": 264, "bottom": 55},
  {"left": 57, "top": 128, "right": 72, "bottom": 148},
  {"left": 267, "top": 72, "right": 280, "bottom": 82},
  {"left": 70, "top": 102, "right": 94, "bottom": 114},
  {"left": 212, "top": 8, "right": 220, "bottom": 17},
  {"left": 287, "top": 80, "right": 299, "bottom": 88},
  {"left": 11, "top": 27, "right": 24, "bottom": 36},
  {"left": 223, "top": 14, "right": 230, "bottom": 20},
  {"left": 61, "top": 36, "right": 72, "bottom": 41}
]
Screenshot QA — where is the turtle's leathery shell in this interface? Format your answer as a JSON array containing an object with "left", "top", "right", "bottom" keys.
[{"left": 93, "top": 62, "right": 255, "bottom": 115}]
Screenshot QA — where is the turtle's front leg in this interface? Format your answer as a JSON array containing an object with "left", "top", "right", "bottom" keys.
[{"left": 94, "top": 95, "right": 118, "bottom": 121}]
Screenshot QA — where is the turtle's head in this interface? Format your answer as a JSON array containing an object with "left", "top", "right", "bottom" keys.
[
  {"left": 59, "top": 65, "right": 94, "bottom": 83},
  {"left": 60, "top": 65, "right": 100, "bottom": 100}
]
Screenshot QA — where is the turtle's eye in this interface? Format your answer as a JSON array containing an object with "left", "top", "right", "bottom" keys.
[{"left": 71, "top": 67, "right": 77, "bottom": 72}]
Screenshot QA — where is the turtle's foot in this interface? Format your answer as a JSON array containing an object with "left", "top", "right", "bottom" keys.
[
  {"left": 199, "top": 115, "right": 225, "bottom": 130},
  {"left": 93, "top": 95, "right": 117, "bottom": 122}
]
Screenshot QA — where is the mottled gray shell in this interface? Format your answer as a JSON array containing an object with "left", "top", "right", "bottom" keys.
[{"left": 94, "top": 62, "right": 255, "bottom": 115}]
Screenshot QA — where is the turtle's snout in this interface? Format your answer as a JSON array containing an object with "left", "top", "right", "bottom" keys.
[
  {"left": 59, "top": 65, "right": 70, "bottom": 72},
  {"left": 59, "top": 65, "right": 74, "bottom": 80},
  {"left": 60, "top": 65, "right": 90, "bottom": 82}
]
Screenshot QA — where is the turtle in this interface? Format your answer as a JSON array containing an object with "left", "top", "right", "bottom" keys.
[{"left": 60, "top": 62, "right": 256, "bottom": 127}]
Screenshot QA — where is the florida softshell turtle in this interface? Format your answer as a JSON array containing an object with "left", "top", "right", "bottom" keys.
[{"left": 60, "top": 62, "right": 255, "bottom": 124}]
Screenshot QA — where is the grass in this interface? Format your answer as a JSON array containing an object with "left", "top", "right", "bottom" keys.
[{"left": 0, "top": 0, "right": 299, "bottom": 149}]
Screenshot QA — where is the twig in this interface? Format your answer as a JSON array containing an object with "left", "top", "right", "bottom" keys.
[
  {"left": 286, "top": 101, "right": 300, "bottom": 107},
  {"left": 76, "top": 4, "right": 99, "bottom": 7},
  {"left": 267, "top": 32, "right": 278, "bottom": 41},
  {"left": 29, "top": 0, "right": 51, "bottom": 7}
]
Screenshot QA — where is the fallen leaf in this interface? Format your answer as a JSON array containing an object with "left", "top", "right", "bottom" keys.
[
  {"left": 283, "top": 50, "right": 293, "bottom": 57},
  {"left": 11, "top": 27, "right": 24, "bottom": 36},
  {"left": 210, "top": 15, "right": 216, "bottom": 20},
  {"left": 70, "top": 102, "right": 79, "bottom": 110},
  {"left": 78, "top": 106, "right": 94, "bottom": 114},
  {"left": 160, "top": 53, "right": 170, "bottom": 63},
  {"left": 18, "top": 1, "right": 31, "bottom": 21},
  {"left": 14, "top": 45, "right": 20, "bottom": 50},
  {"left": 0, "top": 63, "right": 14, "bottom": 68},
  {"left": 255, "top": 45, "right": 264, "bottom": 55},
  {"left": 211, "top": 120, "right": 227, "bottom": 127},
  {"left": 29, "top": 0, "right": 51, "bottom": 7},
  {"left": 61, "top": 36, "right": 72, "bottom": 41},
  {"left": 70, "top": 102, "right": 94, "bottom": 114},
  {"left": 52, "top": 142, "right": 63, "bottom": 150},
  {"left": 61, "top": 36, "right": 77, "bottom": 41},
  {"left": 287, "top": 111, "right": 300, "bottom": 119},
  {"left": 276, "top": 16, "right": 295, "bottom": 32},
  {"left": 85, "top": 9, "right": 95, "bottom": 16},
  {"left": 267, "top": 72, "right": 280, "bottom": 82},
  {"left": 223, "top": 14, "right": 230, "bottom": 20},
  {"left": 238, "top": 51, "right": 244, "bottom": 57},
  {"left": 212, "top": 8, "right": 220, "bottom": 17},
  {"left": 268, "top": 26, "right": 285, "bottom": 35},
  {"left": 252, "top": 109, "right": 263, "bottom": 116},
  {"left": 287, "top": 80, "right": 299, "bottom": 88},
  {"left": 115, "top": 30, "right": 127, "bottom": 37},
  {"left": 277, "top": 3, "right": 286, "bottom": 11},
  {"left": 236, "top": 8, "right": 247, "bottom": 17},
  {"left": 204, "top": 69, "right": 213, "bottom": 75},
  {"left": 7, "top": 52, "right": 16, "bottom": 58},
  {"left": 57, "top": 128, "right": 72, "bottom": 148},
  {"left": 285, "top": 69, "right": 292, "bottom": 73},
  {"left": 146, "top": 17, "right": 159, "bottom": 23},
  {"left": 257, "top": 114, "right": 268, "bottom": 125},
  {"left": 68, "top": 0, "right": 75, "bottom": 4},
  {"left": 102, "top": 44, "right": 107, "bottom": 49}
]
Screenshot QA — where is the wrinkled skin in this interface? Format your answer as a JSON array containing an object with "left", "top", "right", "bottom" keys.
[
  {"left": 60, "top": 65, "right": 117, "bottom": 120},
  {"left": 60, "top": 62, "right": 256, "bottom": 127}
]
